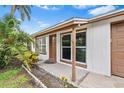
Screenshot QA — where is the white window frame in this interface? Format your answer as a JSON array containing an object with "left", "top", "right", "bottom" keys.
[
  {"left": 36, "top": 36, "right": 46, "bottom": 55},
  {"left": 76, "top": 30, "right": 86, "bottom": 64},
  {"left": 36, "top": 37, "right": 41, "bottom": 53},
  {"left": 61, "top": 33, "right": 72, "bottom": 62},
  {"left": 60, "top": 30, "right": 86, "bottom": 64},
  {"left": 40, "top": 36, "right": 47, "bottom": 55}
]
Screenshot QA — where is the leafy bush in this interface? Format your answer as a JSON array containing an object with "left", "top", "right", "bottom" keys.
[
  {"left": 0, "top": 15, "right": 37, "bottom": 70},
  {"left": 16, "top": 51, "right": 38, "bottom": 71},
  {"left": 25, "top": 51, "right": 38, "bottom": 66},
  {"left": 59, "top": 76, "right": 69, "bottom": 87},
  {"left": 0, "top": 46, "right": 12, "bottom": 69}
]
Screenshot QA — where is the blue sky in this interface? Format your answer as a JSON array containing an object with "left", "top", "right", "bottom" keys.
[{"left": 0, "top": 5, "right": 124, "bottom": 34}]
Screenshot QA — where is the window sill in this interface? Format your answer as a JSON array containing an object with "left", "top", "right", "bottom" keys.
[
  {"left": 60, "top": 59, "right": 87, "bottom": 68},
  {"left": 40, "top": 53, "right": 47, "bottom": 55}
]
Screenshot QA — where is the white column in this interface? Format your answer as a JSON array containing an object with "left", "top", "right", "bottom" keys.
[
  {"left": 56, "top": 32, "right": 61, "bottom": 63},
  {"left": 31, "top": 38, "right": 35, "bottom": 52}
]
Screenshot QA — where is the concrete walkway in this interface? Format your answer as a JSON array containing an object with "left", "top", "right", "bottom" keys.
[
  {"left": 79, "top": 72, "right": 124, "bottom": 88},
  {"left": 36, "top": 61, "right": 124, "bottom": 88},
  {"left": 37, "top": 61, "right": 88, "bottom": 84}
]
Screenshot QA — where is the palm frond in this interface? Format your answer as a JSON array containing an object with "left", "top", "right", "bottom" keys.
[
  {"left": 10, "top": 5, "right": 17, "bottom": 16},
  {"left": 23, "top": 7, "right": 31, "bottom": 20}
]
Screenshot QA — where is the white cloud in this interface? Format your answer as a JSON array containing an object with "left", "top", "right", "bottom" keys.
[
  {"left": 51, "top": 6, "right": 59, "bottom": 10},
  {"left": 36, "top": 5, "right": 59, "bottom": 10},
  {"left": 32, "top": 17, "right": 50, "bottom": 28},
  {"left": 37, "top": 5, "right": 49, "bottom": 10},
  {"left": 37, "top": 20, "right": 49, "bottom": 28},
  {"left": 17, "top": 18, "right": 22, "bottom": 22},
  {"left": 21, "top": 17, "right": 50, "bottom": 34},
  {"left": 89, "top": 5, "right": 116, "bottom": 16},
  {"left": 73, "top": 5, "right": 96, "bottom": 9},
  {"left": 73, "top": 5, "right": 87, "bottom": 9}
]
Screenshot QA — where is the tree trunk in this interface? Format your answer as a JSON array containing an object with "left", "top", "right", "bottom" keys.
[{"left": 10, "top": 5, "right": 16, "bottom": 17}]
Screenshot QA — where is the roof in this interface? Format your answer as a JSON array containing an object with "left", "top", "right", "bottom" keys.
[
  {"left": 32, "top": 8, "right": 124, "bottom": 37},
  {"left": 88, "top": 8, "right": 124, "bottom": 23},
  {"left": 31, "top": 17, "right": 87, "bottom": 37}
]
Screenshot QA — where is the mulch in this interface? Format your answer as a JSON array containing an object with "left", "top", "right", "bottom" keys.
[{"left": 31, "top": 65, "right": 76, "bottom": 88}]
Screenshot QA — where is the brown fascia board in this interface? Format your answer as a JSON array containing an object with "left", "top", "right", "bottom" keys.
[
  {"left": 32, "top": 20, "right": 75, "bottom": 38},
  {"left": 31, "top": 18, "right": 87, "bottom": 38},
  {"left": 88, "top": 9, "right": 124, "bottom": 23}
]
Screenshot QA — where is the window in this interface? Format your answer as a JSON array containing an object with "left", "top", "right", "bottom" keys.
[
  {"left": 36, "top": 36, "right": 46, "bottom": 54},
  {"left": 76, "top": 31, "right": 86, "bottom": 63},
  {"left": 61, "top": 33, "right": 71, "bottom": 60},
  {"left": 36, "top": 37, "right": 41, "bottom": 53},
  {"left": 61, "top": 31, "right": 86, "bottom": 64},
  {"left": 41, "top": 37, "right": 46, "bottom": 54}
]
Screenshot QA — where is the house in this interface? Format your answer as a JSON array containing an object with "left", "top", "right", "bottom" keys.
[{"left": 31, "top": 9, "right": 124, "bottom": 79}]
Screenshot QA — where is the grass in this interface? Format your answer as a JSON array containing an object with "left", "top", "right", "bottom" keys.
[
  {"left": 0, "top": 67, "right": 33, "bottom": 88},
  {"left": 0, "top": 67, "right": 21, "bottom": 80}
]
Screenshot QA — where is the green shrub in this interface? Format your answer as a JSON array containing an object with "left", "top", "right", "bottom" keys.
[
  {"left": 16, "top": 51, "right": 38, "bottom": 71},
  {"left": 0, "top": 15, "right": 37, "bottom": 70},
  {"left": 23, "top": 51, "right": 38, "bottom": 71},
  {"left": 0, "top": 46, "right": 12, "bottom": 69}
]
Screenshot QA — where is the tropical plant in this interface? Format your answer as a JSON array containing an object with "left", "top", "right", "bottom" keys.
[
  {"left": 59, "top": 76, "right": 69, "bottom": 87},
  {"left": 17, "top": 51, "right": 38, "bottom": 71},
  {"left": 0, "top": 15, "right": 19, "bottom": 68},
  {"left": 4, "top": 5, "right": 32, "bottom": 21},
  {"left": 0, "top": 46, "right": 12, "bottom": 69},
  {"left": 0, "top": 15, "right": 37, "bottom": 70},
  {"left": 11, "top": 5, "right": 32, "bottom": 21}
]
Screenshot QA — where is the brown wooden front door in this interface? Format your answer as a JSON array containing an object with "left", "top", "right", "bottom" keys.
[
  {"left": 112, "top": 22, "right": 124, "bottom": 77},
  {"left": 49, "top": 34, "right": 56, "bottom": 63}
]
